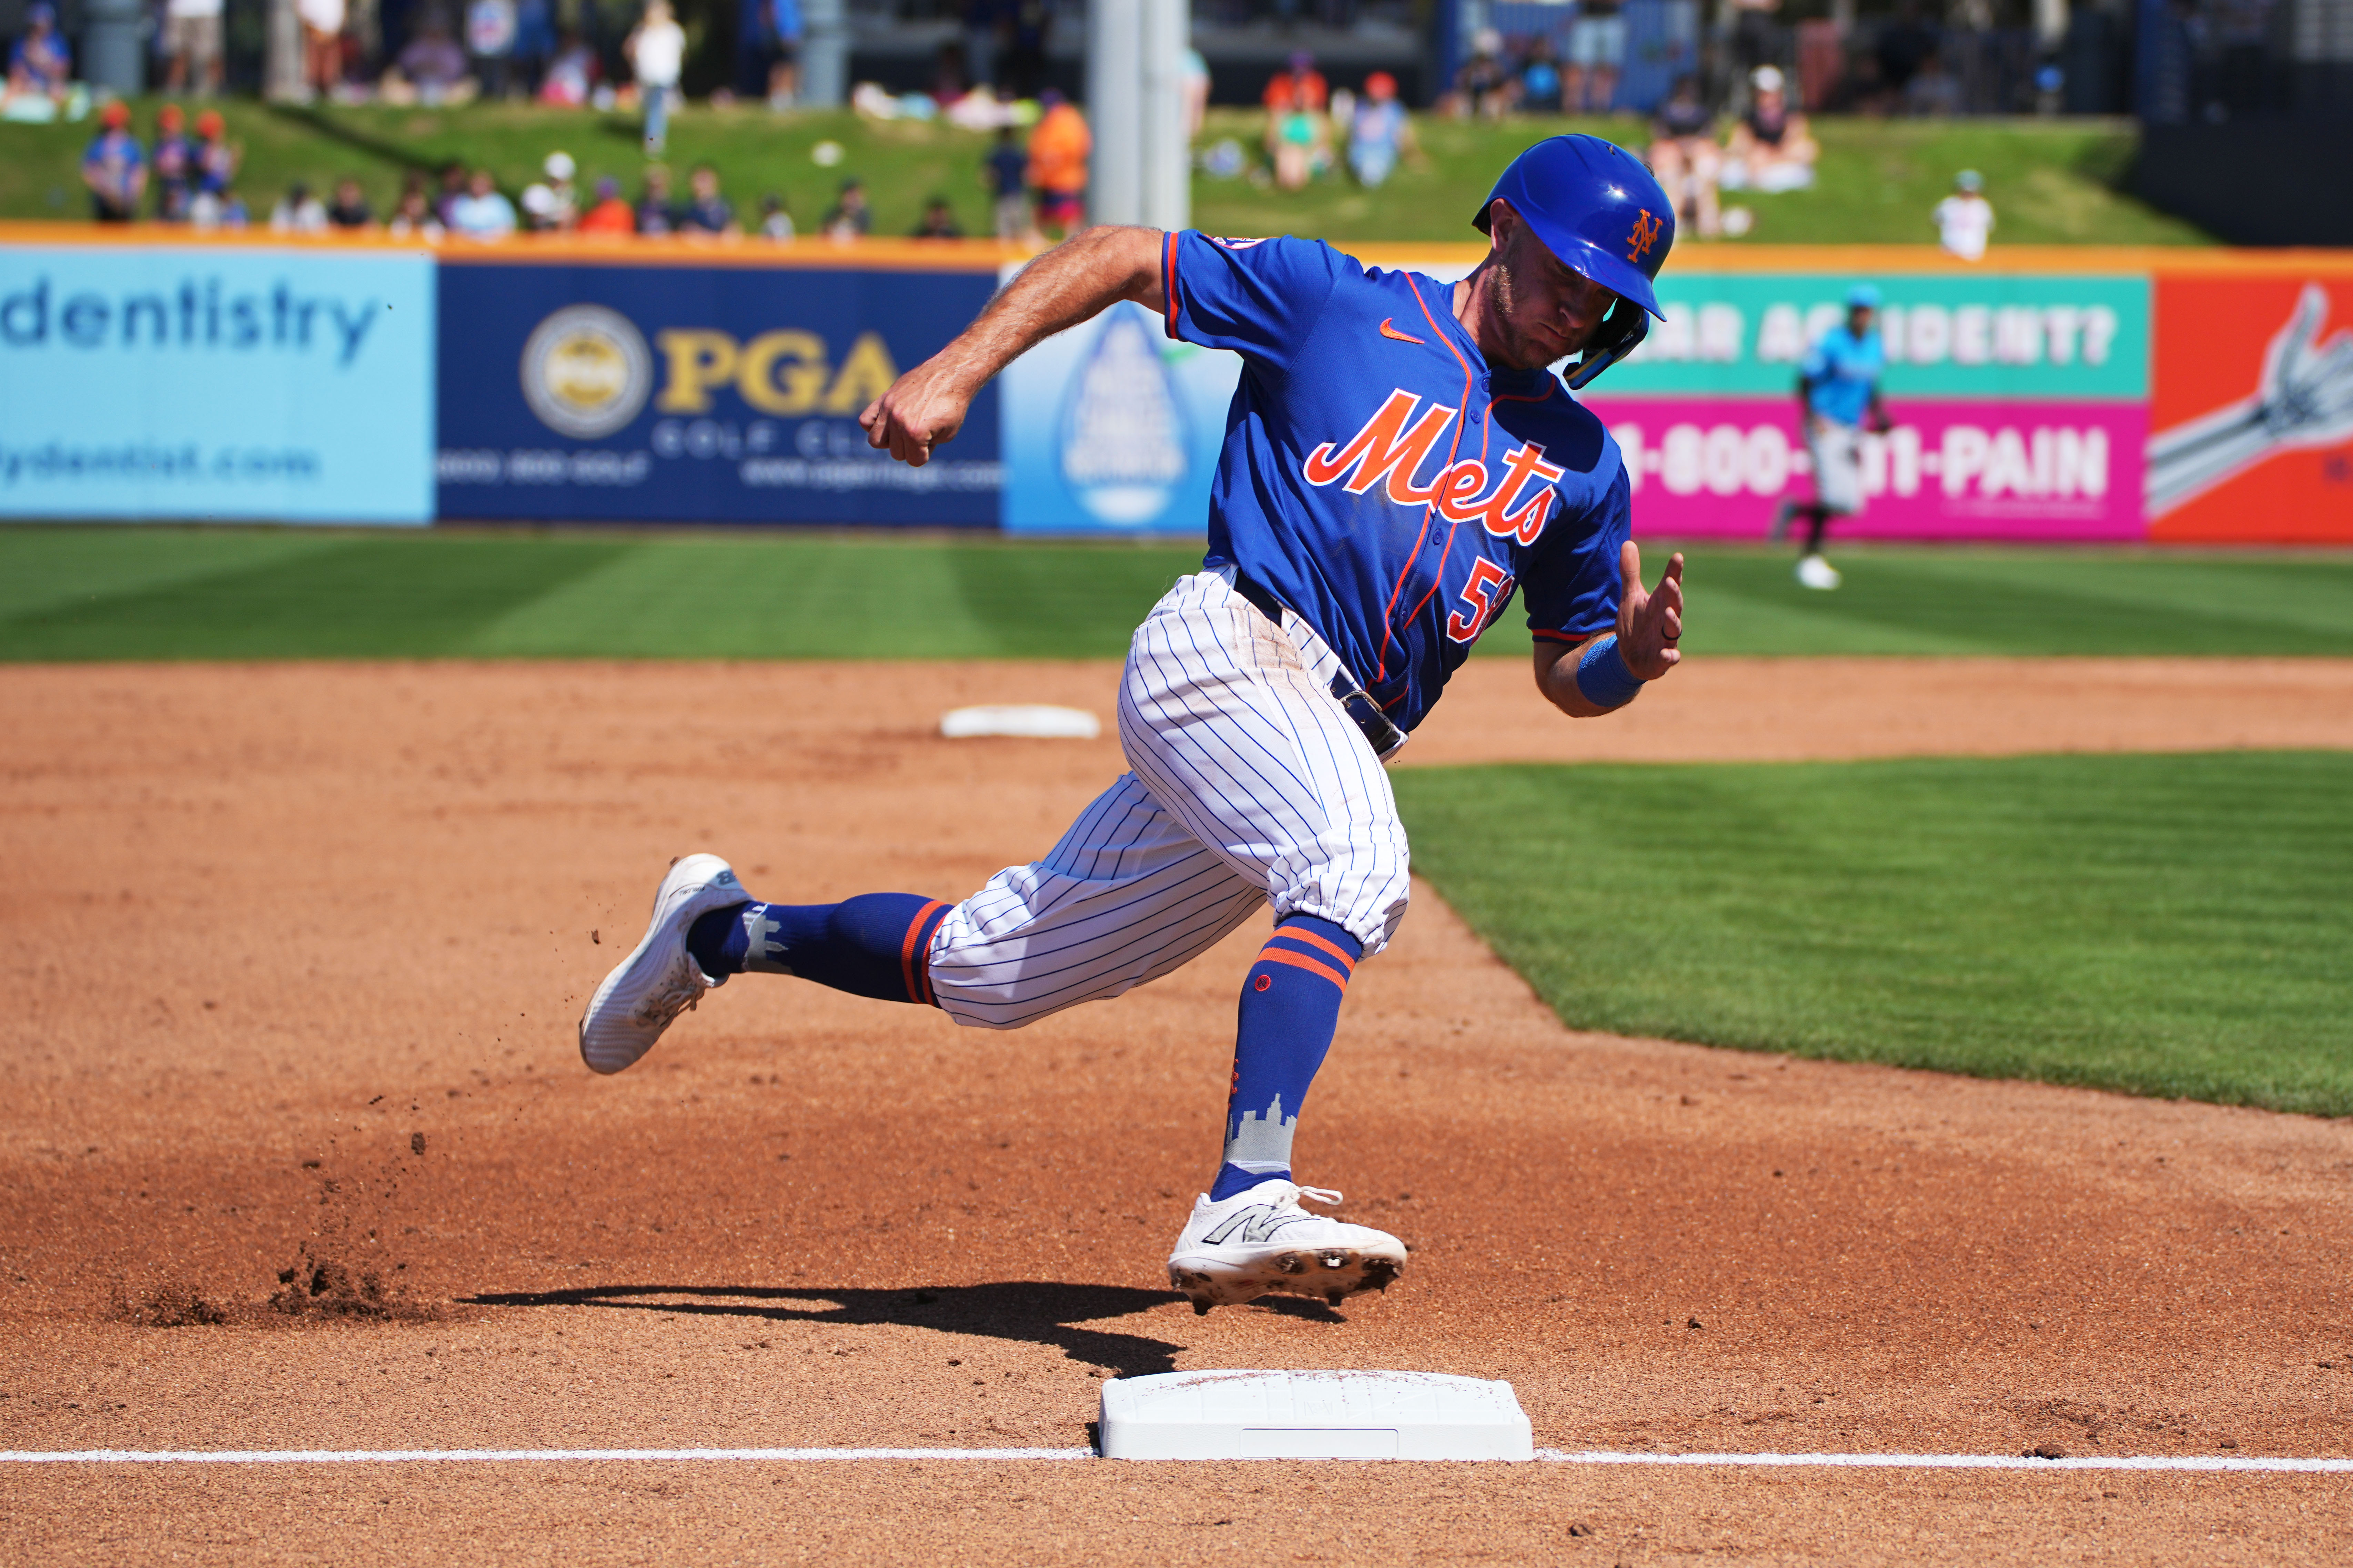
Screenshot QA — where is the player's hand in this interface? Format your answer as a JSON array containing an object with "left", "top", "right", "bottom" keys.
[
  {"left": 859, "top": 357, "right": 974, "bottom": 467},
  {"left": 1615, "top": 540, "right": 1683, "bottom": 680}
]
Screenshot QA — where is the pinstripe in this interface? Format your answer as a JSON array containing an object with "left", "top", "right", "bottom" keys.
[{"left": 926, "top": 572, "right": 1410, "bottom": 1032}]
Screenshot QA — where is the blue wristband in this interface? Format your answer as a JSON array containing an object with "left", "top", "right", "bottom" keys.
[{"left": 1573, "top": 633, "right": 1647, "bottom": 709}]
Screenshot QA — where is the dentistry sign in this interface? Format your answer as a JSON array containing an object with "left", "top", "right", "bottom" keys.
[{"left": 0, "top": 244, "right": 434, "bottom": 522}]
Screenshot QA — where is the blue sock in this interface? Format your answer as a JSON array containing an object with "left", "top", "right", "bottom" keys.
[
  {"left": 1208, "top": 914, "right": 1363, "bottom": 1202},
  {"left": 687, "top": 894, "right": 952, "bottom": 1006}
]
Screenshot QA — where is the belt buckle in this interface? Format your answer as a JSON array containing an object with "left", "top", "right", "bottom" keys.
[{"left": 1332, "top": 675, "right": 1406, "bottom": 761}]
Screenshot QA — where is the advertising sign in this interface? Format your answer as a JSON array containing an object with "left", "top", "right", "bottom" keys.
[
  {"left": 1000, "top": 299, "right": 1242, "bottom": 534},
  {"left": 0, "top": 244, "right": 434, "bottom": 523},
  {"left": 996, "top": 259, "right": 2157, "bottom": 541},
  {"left": 2144, "top": 272, "right": 2353, "bottom": 543},
  {"left": 435, "top": 259, "right": 1002, "bottom": 526}
]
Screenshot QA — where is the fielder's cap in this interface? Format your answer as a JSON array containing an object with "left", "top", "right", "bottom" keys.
[
  {"left": 1751, "top": 64, "right": 1785, "bottom": 93},
  {"left": 1473, "top": 134, "right": 1675, "bottom": 319},
  {"left": 1956, "top": 168, "right": 1983, "bottom": 192},
  {"left": 1846, "top": 283, "right": 1883, "bottom": 309}
]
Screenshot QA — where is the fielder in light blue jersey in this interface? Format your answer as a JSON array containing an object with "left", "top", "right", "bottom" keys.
[
  {"left": 578, "top": 135, "right": 1689, "bottom": 1314},
  {"left": 1771, "top": 283, "right": 1892, "bottom": 590}
]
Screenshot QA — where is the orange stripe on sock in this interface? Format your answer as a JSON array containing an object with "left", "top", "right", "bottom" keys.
[
  {"left": 1258, "top": 947, "right": 1349, "bottom": 990},
  {"left": 901, "top": 899, "right": 949, "bottom": 1005},
  {"left": 1272, "top": 927, "right": 1357, "bottom": 973}
]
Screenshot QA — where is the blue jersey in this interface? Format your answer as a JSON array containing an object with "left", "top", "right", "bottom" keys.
[
  {"left": 1800, "top": 323, "right": 1885, "bottom": 427},
  {"left": 1162, "top": 231, "right": 1629, "bottom": 735}
]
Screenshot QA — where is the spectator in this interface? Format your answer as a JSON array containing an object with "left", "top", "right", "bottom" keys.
[
  {"left": 578, "top": 175, "right": 635, "bottom": 232},
  {"left": 82, "top": 102, "right": 147, "bottom": 223},
  {"left": 152, "top": 103, "right": 197, "bottom": 222},
  {"left": 539, "top": 31, "right": 596, "bottom": 105},
  {"left": 386, "top": 181, "right": 444, "bottom": 238},
  {"left": 1723, "top": 65, "right": 1818, "bottom": 192},
  {"left": 190, "top": 182, "right": 247, "bottom": 230},
  {"left": 270, "top": 180, "right": 329, "bottom": 233},
  {"left": 626, "top": 0, "right": 686, "bottom": 155},
  {"left": 512, "top": 0, "right": 555, "bottom": 97},
  {"left": 1520, "top": 37, "right": 1562, "bottom": 112},
  {"left": 1904, "top": 51, "right": 1961, "bottom": 116},
  {"left": 821, "top": 177, "right": 870, "bottom": 241},
  {"left": 192, "top": 109, "right": 238, "bottom": 201},
  {"left": 635, "top": 165, "right": 679, "bottom": 234},
  {"left": 521, "top": 150, "right": 577, "bottom": 228},
  {"left": 11, "top": 3, "right": 72, "bottom": 104},
  {"left": 433, "top": 159, "right": 468, "bottom": 225},
  {"left": 768, "top": 0, "right": 802, "bottom": 108},
  {"left": 1566, "top": 0, "right": 1625, "bottom": 112},
  {"left": 299, "top": 0, "right": 345, "bottom": 97},
  {"left": 1346, "top": 70, "right": 1415, "bottom": 189},
  {"left": 1180, "top": 45, "right": 1209, "bottom": 137},
  {"left": 161, "top": 0, "right": 223, "bottom": 98},
  {"left": 1934, "top": 168, "right": 1993, "bottom": 259},
  {"left": 911, "top": 195, "right": 961, "bottom": 239},
  {"left": 1647, "top": 74, "right": 1722, "bottom": 238},
  {"left": 1026, "top": 88, "right": 1088, "bottom": 239},
  {"left": 1266, "top": 87, "right": 1330, "bottom": 191},
  {"left": 446, "top": 168, "right": 517, "bottom": 240},
  {"left": 757, "top": 192, "right": 793, "bottom": 240},
  {"left": 396, "top": 11, "right": 469, "bottom": 104},
  {"left": 1874, "top": 0, "right": 1939, "bottom": 102},
  {"left": 681, "top": 164, "right": 737, "bottom": 234},
  {"left": 1446, "top": 28, "right": 1514, "bottom": 120},
  {"left": 466, "top": 0, "right": 519, "bottom": 98},
  {"left": 1262, "top": 49, "right": 1327, "bottom": 115},
  {"left": 326, "top": 175, "right": 373, "bottom": 228},
  {"left": 983, "top": 123, "right": 1028, "bottom": 242}
]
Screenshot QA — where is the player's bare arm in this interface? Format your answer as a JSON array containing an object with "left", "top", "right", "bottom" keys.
[
  {"left": 1535, "top": 541, "right": 1685, "bottom": 717},
  {"left": 859, "top": 224, "right": 1168, "bottom": 466}
]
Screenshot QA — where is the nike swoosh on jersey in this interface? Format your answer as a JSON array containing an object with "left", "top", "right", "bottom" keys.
[{"left": 1378, "top": 319, "right": 1426, "bottom": 345}]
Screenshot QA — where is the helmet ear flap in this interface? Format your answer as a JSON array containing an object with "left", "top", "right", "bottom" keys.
[{"left": 1563, "top": 298, "right": 1650, "bottom": 390}]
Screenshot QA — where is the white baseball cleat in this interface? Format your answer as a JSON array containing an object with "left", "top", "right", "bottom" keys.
[
  {"left": 1166, "top": 1180, "right": 1407, "bottom": 1314},
  {"left": 578, "top": 853, "right": 748, "bottom": 1076},
  {"left": 1795, "top": 553, "right": 1843, "bottom": 590}
]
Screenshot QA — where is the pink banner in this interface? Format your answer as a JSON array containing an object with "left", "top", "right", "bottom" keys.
[{"left": 1577, "top": 397, "right": 2148, "bottom": 541}]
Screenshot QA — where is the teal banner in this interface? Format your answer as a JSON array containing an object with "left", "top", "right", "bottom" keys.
[{"left": 1603, "top": 273, "right": 2150, "bottom": 400}]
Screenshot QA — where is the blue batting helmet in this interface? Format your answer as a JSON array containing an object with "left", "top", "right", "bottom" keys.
[{"left": 1473, "top": 134, "right": 1675, "bottom": 388}]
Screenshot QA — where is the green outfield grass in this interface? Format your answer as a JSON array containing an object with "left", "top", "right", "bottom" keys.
[
  {"left": 0, "top": 101, "right": 2207, "bottom": 245},
  {"left": 1394, "top": 752, "right": 2353, "bottom": 1117},
  {"left": 3, "top": 527, "right": 2351, "bottom": 660}
]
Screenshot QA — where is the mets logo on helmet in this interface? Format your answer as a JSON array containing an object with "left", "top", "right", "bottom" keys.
[{"left": 1625, "top": 209, "right": 1664, "bottom": 263}]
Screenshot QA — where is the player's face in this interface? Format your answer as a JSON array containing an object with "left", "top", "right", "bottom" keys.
[
  {"left": 1491, "top": 206, "right": 1621, "bottom": 370},
  {"left": 1849, "top": 305, "right": 1875, "bottom": 336}
]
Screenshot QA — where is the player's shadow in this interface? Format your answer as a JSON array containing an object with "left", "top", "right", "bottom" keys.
[{"left": 465, "top": 1281, "right": 1192, "bottom": 1377}]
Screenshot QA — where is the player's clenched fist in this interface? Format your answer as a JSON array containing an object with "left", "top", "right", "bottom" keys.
[
  {"left": 1615, "top": 540, "right": 1684, "bottom": 679},
  {"left": 859, "top": 360, "right": 973, "bottom": 468}
]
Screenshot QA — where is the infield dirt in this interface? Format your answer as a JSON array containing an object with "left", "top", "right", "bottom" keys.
[{"left": 3, "top": 658, "right": 2350, "bottom": 1565}]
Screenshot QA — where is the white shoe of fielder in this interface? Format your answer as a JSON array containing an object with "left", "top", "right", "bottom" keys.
[
  {"left": 578, "top": 853, "right": 747, "bottom": 1076},
  {"left": 1166, "top": 1180, "right": 1407, "bottom": 1314},
  {"left": 1795, "top": 553, "right": 1842, "bottom": 590}
]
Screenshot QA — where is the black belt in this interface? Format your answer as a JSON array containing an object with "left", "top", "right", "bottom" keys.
[{"left": 1231, "top": 570, "right": 1408, "bottom": 761}]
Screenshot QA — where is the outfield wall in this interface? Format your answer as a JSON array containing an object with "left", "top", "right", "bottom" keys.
[{"left": 0, "top": 228, "right": 2345, "bottom": 542}]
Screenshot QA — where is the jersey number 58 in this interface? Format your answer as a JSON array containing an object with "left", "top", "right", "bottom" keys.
[{"left": 1446, "top": 559, "right": 1514, "bottom": 644}]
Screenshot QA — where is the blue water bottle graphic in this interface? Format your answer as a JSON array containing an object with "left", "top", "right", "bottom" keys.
[{"left": 1058, "top": 303, "right": 1189, "bottom": 526}]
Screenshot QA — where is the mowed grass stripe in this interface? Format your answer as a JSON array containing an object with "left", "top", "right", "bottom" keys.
[
  {"left": 3, "top": 528, "right": 2353, "bottom": 660},
  {"left": 1394, "top": 752, "right": 2353, "bottom": 1117}
]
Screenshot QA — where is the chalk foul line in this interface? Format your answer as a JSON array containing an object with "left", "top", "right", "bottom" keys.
[{"left": 0, "top": 1447, "right": 2346, "bottom": 1472}]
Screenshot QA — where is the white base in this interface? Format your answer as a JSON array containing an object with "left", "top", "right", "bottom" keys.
[
  {"left": 938, "top": 704, "right": 1102, "bottom": 740},
  {"left": 1099, "top": 1370, "right": 1533, "bottom": 1461}
]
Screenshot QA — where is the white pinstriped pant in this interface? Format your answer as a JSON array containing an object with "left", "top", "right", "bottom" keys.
[{"left": 926, "top": 571, "right": 1412, "bottom": 1030}]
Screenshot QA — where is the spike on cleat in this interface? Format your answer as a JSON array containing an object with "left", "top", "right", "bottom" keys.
[
  {"left": 1192, "top": 1299, "right": 1213, "bottom": 1316},
  {"left": 1326, "top": 1290, "right": 1347, "bottom": 1307},
  {"left": 1275, "top": 1254, "right": 1306, "bottom": 1274},
  {"left": 1317, "top": 1250, "right": 1347, "bottom": 1269}
]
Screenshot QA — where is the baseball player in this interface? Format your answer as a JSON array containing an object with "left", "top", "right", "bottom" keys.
[
  {"left": 579, "top": 135, "right": 1686, "bottom": 1314},
  {"left": 1770, "top": 283, "right": 1890, "bottom": 590}
]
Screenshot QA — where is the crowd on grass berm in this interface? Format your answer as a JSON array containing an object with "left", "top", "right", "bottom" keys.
[{"left": 38, "top": 0, "right": 1990, "bottom": 262}]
